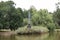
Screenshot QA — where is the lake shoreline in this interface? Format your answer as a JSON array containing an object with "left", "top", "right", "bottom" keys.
[
  {"left": 0, "top": 31, "right": 15, "bottom": 36},
  {"left": 0, "top": 29, "right": 60, "bottom": 35}
]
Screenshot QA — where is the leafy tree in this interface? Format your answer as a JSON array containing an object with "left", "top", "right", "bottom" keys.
[
  {"left": 53, "top": 1, "right": 60, "bottom": 28},
  {"left": 31, "top": 9, "right": 53, "bottom": 26},
  {"left": 0, "top": 1, "right": 23, "bottom": 31}
]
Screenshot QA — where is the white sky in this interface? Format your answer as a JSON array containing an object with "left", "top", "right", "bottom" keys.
[{"left": 0, "top": 0, "right": 59, "bottom": 12}]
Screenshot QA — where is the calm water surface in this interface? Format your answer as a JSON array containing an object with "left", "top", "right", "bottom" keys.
[{"left": 0, "top": 32, "right": 60, "bottom": 40}]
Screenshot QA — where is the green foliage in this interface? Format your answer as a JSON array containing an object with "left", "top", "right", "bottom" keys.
[
  {"left": 23, "top": 18, "right": 28, "bottom": 25},
  {"left": 0, "top": 1, "right": 59, "bottom": 31},
  {"left": 31, "top": 9, "right": 53, "bottom": 26},
  {"left": 53, "top": 1, "right": 60, "bottom": 29},
  {"left": 0, "top": 1, "right": 23, "bottom": 31},
  {"left": 47, "top": 23, "right": 56, "bottom": 31},
  {"left": 23, "top": 6, "right": 55, "bottom": 31},
  {"left": 23, "top": 9, "right": 28, "bottom": 18},
  {"left": 16, "top": 26, "right": 49, "bottom": 33},
  {"left": 53, "top": 9, "right": 60, "bottom": 23},
  {"left": 21, "top": 6, "right": 56, "bottom": 32}
]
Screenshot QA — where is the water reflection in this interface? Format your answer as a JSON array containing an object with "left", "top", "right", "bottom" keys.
[
  {"left": 16, "top": 33, "right": 49, "bottom": 40},
  {"left": 0, "top": 35, "right": 16, "bottom": 40},
  {"left": 47, "top": 32, "right": 60, "bottom": 40},
  {"left": 0, "top": 32, "right": 60, "bottom": 40}
]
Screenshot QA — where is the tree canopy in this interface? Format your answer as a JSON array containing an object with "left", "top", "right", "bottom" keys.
[{"left": 0, "top": 1, "right": 23, "bottom": 30}]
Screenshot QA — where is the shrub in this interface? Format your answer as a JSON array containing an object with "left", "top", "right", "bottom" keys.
[{"left": 47, "top": 23, "right": 56, "bottom": 31}]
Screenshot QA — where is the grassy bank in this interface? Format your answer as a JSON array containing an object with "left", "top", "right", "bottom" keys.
[
  {"left": 16, "top": 25, "right": 49, "bottom": 34},
  {"left": 54, "top": 29, "right": 60, "bottom": 32},
  {"left": 0, "top": 29, "right": 11, "bottom": 32},
  {"left": 0, "top": 26, "right": 60, "bottom": 35}
]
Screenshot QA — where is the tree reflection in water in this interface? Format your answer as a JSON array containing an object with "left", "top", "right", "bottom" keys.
[{"left": 0, "top": 32, "right": 60, "bottom": 40}]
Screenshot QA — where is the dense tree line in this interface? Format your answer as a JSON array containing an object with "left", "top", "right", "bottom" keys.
[{"left": 0, "top": 1, "right": 60, "bottom": 31}]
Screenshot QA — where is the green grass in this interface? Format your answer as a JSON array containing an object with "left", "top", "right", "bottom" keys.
[
  {"left": 15, "top": 25, "right": 49, "bottom": 33},
  {"left": 0, "top": 29, "right": 11, "bottom": 32},
  {"left": 54, "top": 29, "right": 60, "bottom": 32}
]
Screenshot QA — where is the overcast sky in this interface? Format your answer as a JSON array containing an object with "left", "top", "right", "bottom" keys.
[{"left": 0, "top": 0, "right": 59, "bottom": 12}]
